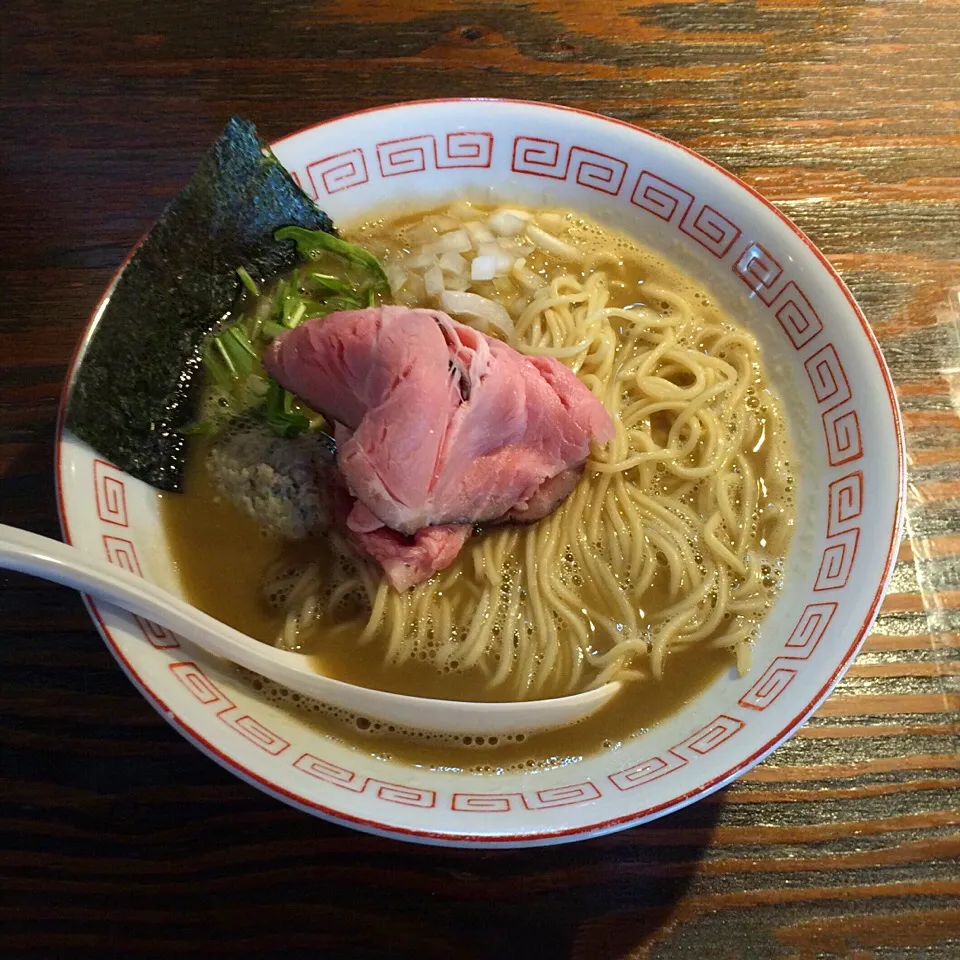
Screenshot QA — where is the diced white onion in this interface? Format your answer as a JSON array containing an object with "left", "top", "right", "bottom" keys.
[
  {"left": 438, "top": 250, "right": 468, "bottom": 275},
  {"left": 487, "top": 210, "right": 528, "bottom": 237},
  {"left": 502, "top": 208, "right": 532, "bottom": 219},
  {"left": 471, "top": 256, "right": 497, "bottom": 281},
  {"left": 377, "top": 206, "right": 572, "bottom": 339},
  {"left": 443, "top": 273, "right": 472, "bottom": 292},
  {"left": 447, "top": 200, "right": 482, "bottom": 221},
  {"left": 424, "top": 229, "right": 471, "bottom": 255},
  {"left": 512, "top": 257, "right": 545, "bottom": 295},
  {"left": 439, "top": 290, "right": 515, "bottom": 336},
  {"left": 465, "top": 221, "right": 496, "bottom": 245},
  {"left": 424, "top": 264, "right": 445, "bottom": 298},
  {"left": 525, "top": 224, "right": 579, "bottom": 261},
  {"left": 404, "top": 222, "right": 439, "bottom": 245},
  {"left": 473, "top": 242, "right": 517, "bottom": 276},
  {"left": 385, "top": 263, "right": 408, "bottom": 294},
  {"left": 406, "top": 251, "right": 438, "bottom": 270}
]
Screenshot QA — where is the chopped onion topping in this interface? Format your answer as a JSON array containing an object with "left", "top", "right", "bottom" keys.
[
  {"left": 406, "top": 251, "right": 438, "bottom": 270},
  {"left": 487, "top": 210, "right": 528, "bottom": 237},
  {"left": 424, "top": 229, "right": 471, "bottom": 255},
  {"left": 380, "top": 206, "right": 581, "bottom": 334},
  {"left": 385, "top": 263, "right": 408, "bottom": 294},
  {"left": 475, "top": 242, "right": 513, "bottom": 274},
  {"left": 438, "top": 250, "right": 468, "bottom": 274},
  {"left": 471, "top": 255, "right": 497, "bottom": 281},
  {"left": 525, "top": 224, "right": 579, "bottom": 261},
  {"left": 404, "top": 221, "right": 440, "bottom": 245},
  {"left": 424, "top": 264, "right": 445, "bottom": 298},
  {"left": 465, "top": 221, "right": 496, "bottom": 245},
  {"left": 444, "top": 273, "right": 471, "bottom": 292},
  {"left": 447, "top": 200, "right": 483, "bottom": 221},
  {"left": 440, "top": 290, "right": 515, "bottom": 337}
]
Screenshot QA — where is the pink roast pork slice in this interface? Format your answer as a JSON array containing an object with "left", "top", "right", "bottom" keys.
[
  {"left": 265, "top": 305, "right": 613, "bottom": 588},
  {"left": 332, "top": 492, "right": 473, "bottom": 593}
]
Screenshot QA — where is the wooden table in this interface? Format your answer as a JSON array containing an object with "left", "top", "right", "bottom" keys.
[{"left": 2, "top": 1, "right": 958, "bottom": 956}]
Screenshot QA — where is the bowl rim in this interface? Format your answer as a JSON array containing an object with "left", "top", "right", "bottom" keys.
[{"left": 55, "top": 97, "right": 907, "bottom": 845}]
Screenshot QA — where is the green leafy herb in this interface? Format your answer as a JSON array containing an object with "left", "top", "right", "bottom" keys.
[
  {"left": 309, "top": 272, "right": 354, "bottom": 295},
  {"left": 236, "top": 266, "right": 260, "bottom": 296},
  {"left": 190, "top": 226, "right": 391, "bottom": 439},
  {"left": 264, "top": 381, "right": 311, "bottom": 437},
  {"left": 274, "top": 226, "right": 390, "bottom": 293}
]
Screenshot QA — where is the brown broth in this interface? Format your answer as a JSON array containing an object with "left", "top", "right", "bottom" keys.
[
  {"left": 160, "top": 202, "right": 793, "bottom": 774},
  {"left": 161, "top": 455, "right": 730, "bottom": 773}
]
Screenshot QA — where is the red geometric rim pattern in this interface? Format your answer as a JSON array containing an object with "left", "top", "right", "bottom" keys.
[{"left": 77, "top": 116, "right": 874, "bottom": 821}]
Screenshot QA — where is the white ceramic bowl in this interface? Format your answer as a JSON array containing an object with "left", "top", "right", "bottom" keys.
[{"left": 56, "top": 99, "right": 906, "bottom": 847}]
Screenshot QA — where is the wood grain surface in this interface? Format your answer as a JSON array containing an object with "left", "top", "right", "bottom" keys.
[{"left": 2, "top": 1, "right": 958, "bottom": 956}]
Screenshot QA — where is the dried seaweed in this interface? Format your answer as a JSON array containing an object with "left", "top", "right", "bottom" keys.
[{"left": 65, "top": 117, "right": 333, "bottom": 491}]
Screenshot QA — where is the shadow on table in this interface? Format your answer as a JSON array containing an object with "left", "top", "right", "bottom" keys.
[
  {"left": 1, "top": 638, "right": 724, "bottom": 960},
  {"left": 0, "top": 429, "right": 721, "bottom": 957},
  {"left": 414, "top": 796, "right": 723, "bottom": 959}
]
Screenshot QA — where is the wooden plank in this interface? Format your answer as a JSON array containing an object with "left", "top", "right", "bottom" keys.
[{"left": 1, "top": 0, "right": 957, "bottom": 955}]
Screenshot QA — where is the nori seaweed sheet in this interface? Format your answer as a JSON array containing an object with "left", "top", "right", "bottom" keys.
[{"left": 65, "top": 117, "right": 334, "bottom": 492}]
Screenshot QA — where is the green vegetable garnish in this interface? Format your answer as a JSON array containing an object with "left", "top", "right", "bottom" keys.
[
  {"left": 265, "top": 381, "right": 311, "bottom": 438},
  {"left": 309, "top": 273, "right": 354, "bottom": 295},
  {"left": 188, "top": 226, "right": 391, "bottom": 439},
  {"left": 236, "top": 266, "right": 260, "bottom": 296},
  {"left": 274, "top": 226, "right": 390, "bottom": 293}
]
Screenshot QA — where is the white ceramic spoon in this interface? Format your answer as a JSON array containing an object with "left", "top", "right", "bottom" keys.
[{"left": 1, "top": 524, "right": 620, "bottom": 735}]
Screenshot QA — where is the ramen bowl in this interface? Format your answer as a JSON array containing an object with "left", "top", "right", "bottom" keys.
[{"left": 57, "top": 99, "right": 905, "bottom": 847}]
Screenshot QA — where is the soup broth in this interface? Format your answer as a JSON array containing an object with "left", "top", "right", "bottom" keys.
[
  {"left": 161, "top": 201, "right": 794, "bottom": 772},
  {"left": 162, "top": 450, "right": 730, "bottom": 771}
]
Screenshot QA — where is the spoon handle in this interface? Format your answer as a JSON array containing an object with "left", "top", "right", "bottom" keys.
[
  {"left": 2, "top": 523, "right": 176, "bottom": 616},
  {"left": 0, "top": 522, "right": 316, "bottom": 680},
  {"left": 0, "top": 523, "right": 619, "bottom": 733},
  {"left": 0, "top": 524, "right": 446, "bottom": 719}
]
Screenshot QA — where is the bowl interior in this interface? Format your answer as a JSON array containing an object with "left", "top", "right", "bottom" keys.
[{"left": 57, "top": 100, "right": 904, "bottom": 846}]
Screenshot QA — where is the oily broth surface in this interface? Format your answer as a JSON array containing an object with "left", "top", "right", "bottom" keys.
[
  {"left": 160, "top": 202, "right": 793, "bottom": 773},
  {"left": 342, "top": 204, "right": 793, "bottom": 688},
  {"left": 161, "top": 446, "right": 730, "bottom": 773},
  {"left": 162, "top": 460, "right": 729, "bottom": 772}
]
